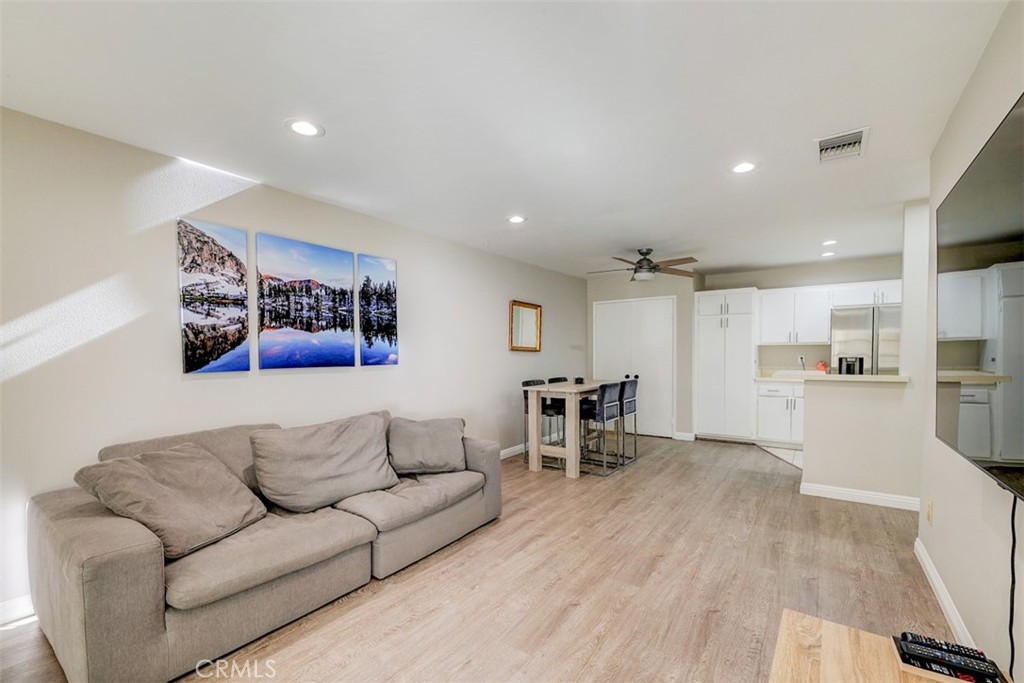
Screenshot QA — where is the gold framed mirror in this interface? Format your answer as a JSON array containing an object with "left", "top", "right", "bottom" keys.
[{"left": 509, "top": 300, "right": 542, "bottom": 352}]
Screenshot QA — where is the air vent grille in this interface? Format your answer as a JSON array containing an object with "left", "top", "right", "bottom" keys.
[{"left": 817, "top": 127, "right": 869, "bottom": 163}]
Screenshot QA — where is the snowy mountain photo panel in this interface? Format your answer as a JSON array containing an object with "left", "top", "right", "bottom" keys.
[
  {"left": 177, "top": 219, "right": 250, "bottom": 373},
  {"left": 357, "top": 254, "right": 398, "bottom": 366},
  {"left": 256, "top": 233, "right": 356, "bottom": 369}
]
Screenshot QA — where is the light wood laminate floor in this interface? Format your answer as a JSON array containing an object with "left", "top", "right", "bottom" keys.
[{"left": 0, "top": 438, "right": 951, "bottom": 682}]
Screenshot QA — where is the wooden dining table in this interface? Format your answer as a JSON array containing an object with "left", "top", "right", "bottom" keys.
[{"left": 525, "top": 379, "right": 613, "bottom": 478}]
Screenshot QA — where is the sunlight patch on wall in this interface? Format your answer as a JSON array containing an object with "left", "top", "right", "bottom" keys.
[
  {"left": 127, "top": 158, "right": 256, "bottom": 234},
  {"left": 0, "top": 274, "right": 148, "bottom": 382}
]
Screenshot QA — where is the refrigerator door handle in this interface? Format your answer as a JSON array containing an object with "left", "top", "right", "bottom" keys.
[{"left": 871, "top": 307, "right": 880, "bottom": 375}]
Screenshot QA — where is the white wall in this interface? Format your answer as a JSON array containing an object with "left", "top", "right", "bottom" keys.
[
  {"left": 0, "top": 109, "right": 587, "bottom": 606},
  {"left": 586, "top": 274, "right": 698, "bottom": 435},
  {"left": 703, "top": 253, "right": 902, "bottom": 291},
  {"left": 800, "top": 202, "right": 929, "bottom": 503},
  {"left": 918, "top": 1, "right": 1024, "bottom": 667}
]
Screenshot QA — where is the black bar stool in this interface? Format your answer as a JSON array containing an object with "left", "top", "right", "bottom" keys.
[
  {"left": 619, "top": 377, "right": 638, "bottom": 466},
  {"left": 521, "top": 379, "right": 564, "bottom": 469},
  {"left": 546, "top": 376, "right": 568, "bottom": 443},
  {"left": 579, "top": 381, "right": 622, "bottom": 476}
]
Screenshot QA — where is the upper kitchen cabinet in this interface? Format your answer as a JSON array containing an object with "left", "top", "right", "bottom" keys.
[
  {"left": 937, "top": 270, "right": 986, "bottom": 340},
  {"left": 759, "top": 287, "right": 831, "bottom": 344},
  {"left": 831, "top": 279, "right": 902, "bottom": 307},
  {"left": 697, "top": 290, "right": 754, "bottom": 316}
]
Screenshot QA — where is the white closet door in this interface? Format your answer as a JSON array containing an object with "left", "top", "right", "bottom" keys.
[
  {"left": 593, "top": 297, "right": 675, "bottom": 439},
  {"left": 632, "top": 297, "right": 675, "bottom": 437},
  {"left": 593, "top": 301, "right": 632, "bottom": 380}
]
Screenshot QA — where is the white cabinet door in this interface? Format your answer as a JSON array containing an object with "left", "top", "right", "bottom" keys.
[
  {"left": 757, "top": 395, "right": 791, "bottom": 441},
  {"left": 760, "top": 291, "right": 794, "bottom": 343},
  {"left": 877, "top": 280, "right": 902, "bottom": 304},
  {"left": 937, "top": 271, "right": 984, "bottom": 339},
  {"left": 831, "top": 283, "right": 877, "bottom": 307},
  {"left": 790, "top": 397, "right": 805, "bottom": 443},
  {"left": 793, "top": 289, "right": 831, "bottom": 343},
  {"left": 696, "top": 316, "right": 726, "bottom": 435},
  {"left": 722, "top": 315, "right": 754, "bottom": 438},
  {"left": 696, "top": 293, "right": 725, "bottom": 317},
  {"left": 725, "top": 291, "right": 754, "bottom": 315}
]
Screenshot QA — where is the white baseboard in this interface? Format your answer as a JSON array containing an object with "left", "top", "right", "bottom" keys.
[
  {"left": 799, "top": 482, "right": 920, "bottom": 511},
  {"left": 673, "top": 432, "right": 695, "bottom": 441},
  {"left": 500, "top": 432, "right": 564, "bottom": 460},
  {"left": 914, "top": 538, "right": 975, "bottom": 646},
  {"left": 1, "top": 595, "right": 34, "bottom": 625}
]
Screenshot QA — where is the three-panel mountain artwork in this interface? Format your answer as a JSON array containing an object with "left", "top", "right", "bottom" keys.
[{"left": 177, "top": 218, "right": 398, "bottom": 373}]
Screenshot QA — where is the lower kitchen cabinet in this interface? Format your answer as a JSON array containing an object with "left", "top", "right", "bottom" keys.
[{"left": 756, "top": 383, "right": 805, "bottom": 443}]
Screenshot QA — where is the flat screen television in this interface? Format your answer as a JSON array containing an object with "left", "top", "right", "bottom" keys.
[{"left": 935, "top": 90, "right": 1024, "bottom": 497}]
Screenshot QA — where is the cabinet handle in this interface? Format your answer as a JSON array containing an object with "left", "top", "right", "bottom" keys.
[
  {"left": 726, "top": 318, "right": 729, "bottom": 328},
  {"left": 725, "top": 302, "right": 730, "bottom": 314},
  {"left": 794, "top": 331, "right": 799, "bottom": 343},
  {"left": 720, "top": 303, "right": 724, "bottom": 315}
]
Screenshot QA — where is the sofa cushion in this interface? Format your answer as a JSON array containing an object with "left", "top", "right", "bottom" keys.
[
  {"left": 387, "top": 417, "right": 466, "bottom": 474},
  {"left": 98, "top": 423, "right": 280, "bottom": 493},
  {"left": 333, "top": 470, "right": 484, "bottom": 532},
  {"left": 250, "top": 413, "right": 399, "bottom": 513},
  {"left": 75, "top": 442, "right": 267, "bottom": 559},
  {"left": 164, "top": 507, "right": 377, "bottom": 610}
]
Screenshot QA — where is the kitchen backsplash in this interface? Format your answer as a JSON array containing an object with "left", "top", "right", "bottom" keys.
[
  {"left": 758, "top": 343, "right": 831, "bottom": 374},
  {"left": 937, "top": 339, "right": 984, "bottom": 370}
]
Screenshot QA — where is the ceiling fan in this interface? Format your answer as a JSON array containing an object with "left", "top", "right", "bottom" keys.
[{"left": 588, "top": 248, "right": 698, "bottom": 281}]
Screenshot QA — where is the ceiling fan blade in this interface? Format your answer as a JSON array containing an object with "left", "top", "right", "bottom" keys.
[
  {"left": 656, "top": 257, "right": 698, "bottom": 267},
  {"left": 586, "top": 267, "right": 634, "bottom": 274},
  {"left": 660, "top": 267, "right": 696, "bottom": 278},
  {"left": 612, "top": 257, "right": 638, "bottom": 266}
]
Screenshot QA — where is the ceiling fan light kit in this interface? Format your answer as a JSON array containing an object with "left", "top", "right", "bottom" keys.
[{"left": 587, "top": 248, "right": 698, "bottom": 281}]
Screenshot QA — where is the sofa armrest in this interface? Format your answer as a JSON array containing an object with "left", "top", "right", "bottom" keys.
[
  {"left": 463, "top": 437, "right": 501, "bottom": 521},
  {"left": 29, "top": 488, "right": 169, "bottom": 683}
]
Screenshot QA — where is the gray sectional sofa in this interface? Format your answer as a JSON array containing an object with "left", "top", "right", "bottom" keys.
[{"left": 27, "top": 414, "right": 501, "bottom": 683}]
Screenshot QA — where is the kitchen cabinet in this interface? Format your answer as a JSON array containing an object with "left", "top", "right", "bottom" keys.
[
  {"left": 756, "top": 383, "right": 805, "bottom": 443},
  {"left": 831, "top": 279, "right": 902, "bottom": 307},
  {"left": 695, "top": 289, "right": 756, "bottom": 438},
  {"left": 937, "top": 270, "right": 985, "bottom": 339},
  {"left": 759, "top": 287, "right": 830, "bottom": 344},
  {"left": 697, "top": 291, "right": 753, "bottom": 316}
]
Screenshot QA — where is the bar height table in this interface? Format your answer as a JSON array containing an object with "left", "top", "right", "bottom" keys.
[{"left": 525, "top": 379, "right": 612, "bottom": 478}]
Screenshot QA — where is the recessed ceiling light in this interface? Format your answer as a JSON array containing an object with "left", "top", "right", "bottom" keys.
[
  {"left": 285, "top": 119, "right": 325, "bottom": 138},
  {"left": 508, "top": 215, "right": 526, "bottom": 224},
  {"left": 732, "top": 162, "right": 756, "bottom": 174},
  {"left": 822, "top": 240, "right": 837, "bottom": 246},
  {"left": 821, "top": 251, "right": 835, "bottom": 257}
]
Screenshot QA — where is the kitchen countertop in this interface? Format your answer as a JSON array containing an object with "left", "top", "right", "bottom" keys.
[
  {"left": 756, "top": 372, "right": 909, "bottom": 384},
  {"left": 937, "top": 370, "right": 1012, "bottom": 384}
]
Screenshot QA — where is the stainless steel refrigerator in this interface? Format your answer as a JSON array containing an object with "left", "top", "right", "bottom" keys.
[{"left": 830, "top": 305, "right": 901, "bottom": 375}]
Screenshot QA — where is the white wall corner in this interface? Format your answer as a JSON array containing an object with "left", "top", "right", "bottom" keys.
[
  {"left": 1, "top": 595, "right": 34, "bottom": 625},
  {"left": 674, "top": 432, "right": 695, "bottom": 441},
  {"left": 914, "top": 537, "right": 976, "bottom": 646},
  {"left": 799, "top": 482, "right": 920, "bottom": 511}
]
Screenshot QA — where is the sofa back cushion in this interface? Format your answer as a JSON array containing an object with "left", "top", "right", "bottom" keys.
[
  {"left": 250, "top": 413, "right": 398, "bottom": 513},
  {"left": 98, "top": 423, "right": 280, "bottom": 493},
  {"left": 75, "top": 442, "right": 267, "bottom": 559},
  {"left": 387, "top": 417, "right": 467, "bottom": 474}
]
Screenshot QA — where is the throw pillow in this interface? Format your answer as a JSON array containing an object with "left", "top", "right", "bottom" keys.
[
  {"left": 74, "top": 442, "right": 267, "bottom": 559},
  {"left": 388, "top": 417, "right": 467, "bottom": 474},
  {"left": 250, "top": 413, "right": 398, "bottom": 513}
]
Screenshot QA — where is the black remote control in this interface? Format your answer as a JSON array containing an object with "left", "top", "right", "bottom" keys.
[
  {"left": 901, "top": 631, "right": 987, "bottom": 661},
  {"left": 897, "top": 641, "right": 1000, "bottom": 676}
]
